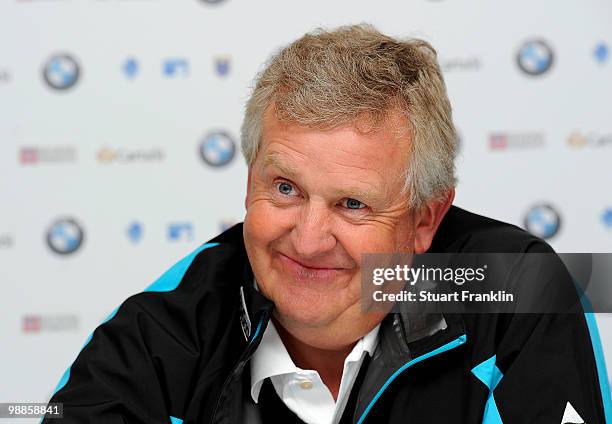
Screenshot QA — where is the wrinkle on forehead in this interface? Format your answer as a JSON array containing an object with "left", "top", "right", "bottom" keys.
[{"left": 257, "top": 105, "right": 412, "bottom": 204}]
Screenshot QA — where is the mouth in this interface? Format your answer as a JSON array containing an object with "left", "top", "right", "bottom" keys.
[{"left": 277, "top": 253, "right": 351, "bottom": 284}]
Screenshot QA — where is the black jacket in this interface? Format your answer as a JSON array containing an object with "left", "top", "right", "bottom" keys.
[{"left": 43, "top": 205, "right": 610, "bottom": 423}]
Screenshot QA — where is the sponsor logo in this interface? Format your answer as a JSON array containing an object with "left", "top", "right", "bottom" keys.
[
  {"left": 0, "top": 233, "right": 14, "bottom": 249},
  {"left": 42, "top": 53, "right": 80, "bottom": 90},
  {"left": 162, "top": 58, "right": 189, "bottom": 77},
  {"left": 199, "top": 130, "right": 236, "bottom": 167},
  {"left": 46, "top": 217, "right": 84, "bottom": 255},
  {"left": 488, "top": 132, "right": 544, "bottom": 150},
  {"left": 96, "top": 147, "right": 164, "bottom": 163},
  {"left": 122, "top": 57, "right": 139, "bottom": 79},
  {"left": 127, "top": 221, "right": 143, "bottom": 243},
  {"left": 594, "top": 42, "right": 609, "bottom": 64},
  {"left": 167, "top": 222, "right": 193, "bottom": 241},
  {"left": 560, "top": 401, "right": 584, "bottom": 423},
  {"left": 602, "top": 207, "right": 612, "bottom": 229},
  {"left": 523, "top": 204, "right": 561, "bottom": 240},
  {"left": 567, "top": 131, "right": 612, "bottom": 148},
  {"left": 516, "top": 39, "right": 554, "bottom": 76},
  {"left": 19, "top": 146, "right": 76, "bottom": 165},
  {"left": 440, "top": 56, "right": 481, "bottom": 72},
  {"left": 214, "top": 56, "right": 231, "bottom": 77},
  {"left": 22, "top": 314, "right": 79, "bottom": 334}
]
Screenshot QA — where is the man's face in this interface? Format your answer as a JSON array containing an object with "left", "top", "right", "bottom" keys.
[{"left": 243, "top": 108, "right": 420, "bottom": 349}]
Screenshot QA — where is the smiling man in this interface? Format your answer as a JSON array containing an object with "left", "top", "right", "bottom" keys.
[
  {"left": 244, "top": 107, "right": 425, "bottom": 345},
  {"left": 242, "top": 106, "right": 434, "bottom": 422},
  {"left": 44, "top": 25, "right": 609, "bottom": 424}
]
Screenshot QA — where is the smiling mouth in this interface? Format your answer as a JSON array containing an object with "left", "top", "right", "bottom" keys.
[{"left": 278, "top": 253, "right": 350, "bottom": 283}]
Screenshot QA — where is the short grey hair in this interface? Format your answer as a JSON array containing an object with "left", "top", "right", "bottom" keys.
[{"left": 241, "top": 24, "right": 457, "bottom": 209}]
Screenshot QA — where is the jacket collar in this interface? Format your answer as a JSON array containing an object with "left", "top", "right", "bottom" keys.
[{"left": 238, "top": 259, "right": 273, "bottom": 341}]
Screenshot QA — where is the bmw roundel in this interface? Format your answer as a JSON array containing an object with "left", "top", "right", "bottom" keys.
[
  {"left": 199, "top": 131, "right": 236, "bottom": 167},
  {"left": 43, "top": 54, "right": 80, "bottom": 90},
  {"left": 46, "top": 218, "right": 84, "bottom": 255},
  {"left": 516, "top": 39, "right": 554, "bottom": 76},
  {"left": 523, "top": 204, "right": 561, "bottom": 240}
]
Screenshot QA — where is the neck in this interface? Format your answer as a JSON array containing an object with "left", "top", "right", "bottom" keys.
[{"left": 273, "top": 316, "right": 354, "bottom": 401}]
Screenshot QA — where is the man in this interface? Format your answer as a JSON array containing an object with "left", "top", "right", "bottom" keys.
[{"left": 43, "top": 25, "right": 609, "bottom": 423}]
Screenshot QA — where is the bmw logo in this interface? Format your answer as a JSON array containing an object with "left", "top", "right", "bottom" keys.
[
  {"left": 43, "top": 54, "right": 80, "bottom": 90},
  {"left": 523, "top": 204, "right": 561, "bottom": 239},
  {"left": 46, "top": 218, "right": 84, "bottom": 255},
  {"left": 516, "top": 39, "right": 554, "bottom": 76},
  {"left": 199, "top": 131, "right": 236, "bottom": 167}
]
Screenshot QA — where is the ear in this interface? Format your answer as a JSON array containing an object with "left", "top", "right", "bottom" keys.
[
  {"left": 413, "top": 188, "right": 455, "bottom": 254},
  {"left": 244, "top": 166, "right": 253, "bottom": 211}
]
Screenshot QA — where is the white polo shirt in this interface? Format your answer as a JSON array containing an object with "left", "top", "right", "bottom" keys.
[{"left": 250, "top": 319, "right": 380, "bottom": 424}]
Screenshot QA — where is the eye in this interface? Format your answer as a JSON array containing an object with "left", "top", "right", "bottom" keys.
[
  {"left": 276, "top": 181, "right": 297, "bottom": 196},
  {"left": 342, "top": 198, "right": 366, "bottom": 210}
]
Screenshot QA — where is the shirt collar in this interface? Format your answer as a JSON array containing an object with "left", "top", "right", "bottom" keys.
[{"left": 249, "top": 315, "right": 380, "bottom": 403}]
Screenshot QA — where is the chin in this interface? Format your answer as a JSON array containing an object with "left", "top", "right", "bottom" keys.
[{"left": 272, "top": 289, "right": 341, "bottom": 327}]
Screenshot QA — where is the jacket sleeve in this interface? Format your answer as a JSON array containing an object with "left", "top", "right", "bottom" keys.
[
  {"left": 474, "top": 243, "right": 610, "bottom": 423},
  {"left": 42, "top": 243, "right": 220, "bottom": 424},
  {"left": 485, "top": 312, "right": 609, "bottom": 424}
]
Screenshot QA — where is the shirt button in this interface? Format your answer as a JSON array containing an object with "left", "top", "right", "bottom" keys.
[{"left": 299, "top": 380, "right": 313, "bottom": 390}]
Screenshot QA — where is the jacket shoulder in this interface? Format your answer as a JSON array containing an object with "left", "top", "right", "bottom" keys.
[{"left": 429, "top": 205, "right": 553, "bottom": 253}]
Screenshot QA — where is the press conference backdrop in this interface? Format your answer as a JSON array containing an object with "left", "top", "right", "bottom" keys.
[{"left": 1, "top": 0, "right": 611, "bottom": 420}]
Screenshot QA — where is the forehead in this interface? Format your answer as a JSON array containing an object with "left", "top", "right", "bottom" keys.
[
  {"left": 259, "top": 105, "right": 411, "bottom": 160},
  {"left": 257, "top": 107, "right": 411, "bottom": 200}
]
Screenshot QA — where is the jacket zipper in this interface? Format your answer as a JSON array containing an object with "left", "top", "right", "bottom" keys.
[
  {"left": 356, "top": 334, "right": 467, "bottom": 424},
  {"left": 209, "top": 314, "right": 266, "bottom": 424}
]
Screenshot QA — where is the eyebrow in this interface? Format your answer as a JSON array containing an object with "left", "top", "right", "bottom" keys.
[
  {"left": 261, "top": 152, "right": 388, "bottom": 206},
  {"left": 262, "top": 152, "right": 300, "bottom": 179}
]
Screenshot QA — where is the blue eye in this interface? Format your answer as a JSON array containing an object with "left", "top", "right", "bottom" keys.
[
  {"left": 345, "top": 198, "right": 365, "bottom": 209},
  {"left": 278, "top": 182, "right": 295, "bottom": 195}
]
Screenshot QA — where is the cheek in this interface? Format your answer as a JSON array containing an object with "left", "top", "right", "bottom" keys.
[
  {"left": 244, "top": 202, "right": 294, "bottom": 247},
  {"left": 339, "top": 225, "right": 405, "bottom": 261}
]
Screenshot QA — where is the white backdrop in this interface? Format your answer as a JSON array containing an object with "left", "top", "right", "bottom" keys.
[{"left": 1, "top": 0, "right": 611, "bottom": 421}]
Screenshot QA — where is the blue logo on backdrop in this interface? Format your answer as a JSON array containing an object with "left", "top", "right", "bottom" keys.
[
  {"left": 523, "top": 204, "right": 561, "bottom": 239},
  {"left": 602, "top": 208, "right": 612, "bottom": 229},
  {"left": 123, "top": 57, "right": 139, "bottom": 79},
  {"left": 199, "top": 131, "right": 236, "bottom": 167},
  {"left": 594, "top": 42, "right": 609, "bottom": 64},
  {"left": 127, "top": 221, "right": 143, "bottom": 243},
  {"left": 162, "top": 58, "right": 189, "bottom": 77},
  {"left": 168, "top": 222, "right": 194, "bottom": 241},
  {"left": 43, "top": 54, "right": 80, "bottom": 90},
  {"left": 215, "top": 56, "right": 231, "bottom": 77},
  {"left": 516, "top": 39, "right": 554, "bottom": 76},
  {"left": 46, "top": 218, "right": 84, "bottom": 255}
]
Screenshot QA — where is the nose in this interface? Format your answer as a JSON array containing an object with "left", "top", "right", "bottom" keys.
[{"left": 290, "top": 201, "right": 337, "bottom": 260}]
